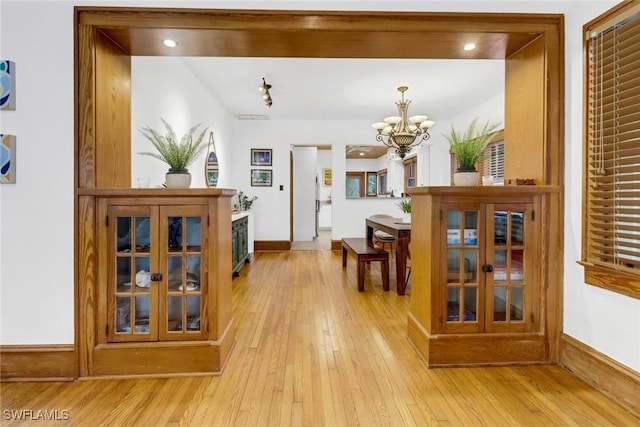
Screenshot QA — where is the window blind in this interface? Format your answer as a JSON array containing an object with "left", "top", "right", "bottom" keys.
[
  {"left": 585, "top": 6, "right": 640, "bottom": 273},
  {"left": 479, "top": 140, "right": 505, "bottom": 184}
]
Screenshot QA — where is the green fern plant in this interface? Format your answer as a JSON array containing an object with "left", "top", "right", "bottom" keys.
[
  {"left": 444, "top": 118, "right": 500, "bottom": 170},
  {"left": 138, "top": 118, "right": 208, "bottom": 170},
  {"left": 397, "top": 198, "right": 411, "bottom": 213}
]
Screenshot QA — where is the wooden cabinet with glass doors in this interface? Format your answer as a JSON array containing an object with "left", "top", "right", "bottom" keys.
[
  {"left": 108, "top": 204, "right": 207, "bottom": 342},
  {"left": 90, "top": 190, "right": 235, "bottom": 377},
  {"left": 408, "top": 186, "right": 557, "bottom": 367}
]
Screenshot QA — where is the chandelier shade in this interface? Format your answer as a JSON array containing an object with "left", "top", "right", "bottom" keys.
[{"left": 372, "top": 86, "right": 434, "bottom": 159}]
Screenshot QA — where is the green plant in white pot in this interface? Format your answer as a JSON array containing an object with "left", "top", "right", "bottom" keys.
[
  {"left": 397, "top": 198, "right": 411, "bottom": 223},
  {"left": 444, "top": 118, "right": 500, "bottom": 186},
  {"left": 138, "top": 119, "right": 208, "bottom": 188}
]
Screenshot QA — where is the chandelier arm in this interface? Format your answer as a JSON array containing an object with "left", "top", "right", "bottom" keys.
[{"left": 375, "top": 134, "right": 395, "bottom": 148}]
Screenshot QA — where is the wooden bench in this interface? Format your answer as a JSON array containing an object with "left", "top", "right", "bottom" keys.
[{"left": 341, "top": 238, "right": 390, "bottom": 292}]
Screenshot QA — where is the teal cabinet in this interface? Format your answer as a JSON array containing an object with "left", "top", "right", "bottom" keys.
[{"left": 232, "top": 215, "right": 249, "bottom": 275}]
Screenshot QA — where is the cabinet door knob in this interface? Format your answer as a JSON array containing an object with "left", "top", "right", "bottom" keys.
[
  {"left": 150, "top": 273, "right": 163, "bottom": 282},
  {"left": 482, "top": 264, "right": 494, "bottom": 273}
]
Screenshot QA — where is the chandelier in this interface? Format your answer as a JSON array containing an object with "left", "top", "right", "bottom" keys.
[
  {"left": 259, "top": 77, "right": 273, "bottom": 108},
  {"left": 372, "top": 86, "right": 435, "bottom": 159}
]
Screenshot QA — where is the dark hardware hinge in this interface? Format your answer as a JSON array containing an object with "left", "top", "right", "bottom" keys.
[
  {"left": 105, "top": 215, "right": 109, "bottom": 226},
  {"left": 532, "top": 210, "right": 535, "bottom": 221},
  {"left": 208, "top": 215, "right": 210, "bottom": 226},
  {"left": 531, "top": 313, "right": 534, "bottom": 323},
  {"left": 105, "top": 324, "right": 108, "bottom": 335}
]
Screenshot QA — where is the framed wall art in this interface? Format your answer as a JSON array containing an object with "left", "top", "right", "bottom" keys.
[
  {"left": 251, "top": 169, "right": 272, "bottom": 187},
  {"left": 323, "top": 168, "right": 332, "bottom": 186},
  {"left": 1, "top": 134, "right": 16, "bottom": 183},
  {"left": 0, "top": 61, "right": 16, "bottom": 110},
  {"left": 251, "top": 148, "right": 272, "bottom": 166}
]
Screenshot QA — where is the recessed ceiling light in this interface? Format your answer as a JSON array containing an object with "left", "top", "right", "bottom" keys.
[
  {"left": 163, "top": 39, "right": 178, "bottom": 48},
  {"left": 464, "top": 43, "right": 476, "bottom": 51}
]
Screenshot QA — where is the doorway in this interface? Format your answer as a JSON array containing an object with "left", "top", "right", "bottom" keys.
[{"left": 290, "top": 145, "right": 332, "bottom": 250}]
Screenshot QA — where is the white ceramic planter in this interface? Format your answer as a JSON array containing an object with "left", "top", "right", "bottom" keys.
[
  {"left": 453, "top": 171, "right": 479, "bottom": 186},
  {"left": 166, "top": 169, "right": 192, "bottom": 188}
]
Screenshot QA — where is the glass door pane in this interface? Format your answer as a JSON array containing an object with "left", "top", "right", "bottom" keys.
[
  {"left": 108, "top": 205, "right": 157, "bottom": 342},
  {"left": 160, "top": 208, "right": 205, "bottom": 340},
  {"left": 487, "top": 205, "right": 532, "bottom": 332},
  {"left": 445, "top": 207, "right": 482, "bottom": 333}
]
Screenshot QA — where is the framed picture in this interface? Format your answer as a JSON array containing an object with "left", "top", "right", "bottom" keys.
[
  {"left": 251, "top": 148, "right": 272, "bottom": 166},
  {"left": 323, "top": 168, "right": 332, "bottom": 186},
  {"left": 251, "top": 169, "right": 272, "bottom": 187}
]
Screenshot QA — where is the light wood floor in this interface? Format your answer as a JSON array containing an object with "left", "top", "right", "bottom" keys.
[{"left": 1, "top": 250, "right": 638, "bottom": 426}]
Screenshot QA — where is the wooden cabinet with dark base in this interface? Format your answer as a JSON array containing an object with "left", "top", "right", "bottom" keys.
[{"left": 408, "top": 186, "right": 560, "bottom": 367}]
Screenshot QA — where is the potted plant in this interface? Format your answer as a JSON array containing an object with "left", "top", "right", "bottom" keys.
[
  {"left": 234, "top": 191, "right": 258, "bottom": 211},
  {"left": 138, "top": 118, "right": 208, "bottom": 188},
  {"left": 444, "top": 118, "right": 500, "bottom": 186},
  {"left": 397, "top": 198, "right": 411, "bottom": 223}
]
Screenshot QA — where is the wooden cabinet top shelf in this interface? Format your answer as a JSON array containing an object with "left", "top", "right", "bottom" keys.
[
  {"left": 410, "top": 185, "right": 561, "bottom": 197},
  {"left": 77, "top": 188, "right": 236, "bottom": 198}
]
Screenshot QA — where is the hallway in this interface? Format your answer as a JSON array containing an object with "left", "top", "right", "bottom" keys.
[{"left": 291, "top": 229, "right": 332, "bottom": 251}]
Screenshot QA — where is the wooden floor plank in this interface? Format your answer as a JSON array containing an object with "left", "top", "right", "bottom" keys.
[{"left": 1, "top": 250, "right": 637, "bottom": 426}]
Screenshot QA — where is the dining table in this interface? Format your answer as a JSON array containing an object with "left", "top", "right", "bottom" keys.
[{"left": 365, "top": 216, "right": 411, "bottom": 295}]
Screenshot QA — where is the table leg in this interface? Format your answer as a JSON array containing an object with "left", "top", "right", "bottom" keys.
[
  {"left": 366, "top": 225, "right": 374, "bottom": 248},
  {"left": 395, "top": 236, "right": 409, "bottom": 295}
]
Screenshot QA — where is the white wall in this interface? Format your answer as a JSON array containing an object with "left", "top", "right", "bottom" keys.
[
  {"left": 132, "top": 57, "right": 235, "bottom": 188},
  {"left": 1, "top": 0, "right": 638, "bottom": 374}
]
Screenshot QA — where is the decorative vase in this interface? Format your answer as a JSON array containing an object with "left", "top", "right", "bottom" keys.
[
  {"left": 166, "top": 168, "right": 192, "bottom": 188},
  {"left": 453, "top": 167, "right": 479, "bottom": 186},
  {"left": 402, "top": 212, "right": 411, "bottom": 224}
]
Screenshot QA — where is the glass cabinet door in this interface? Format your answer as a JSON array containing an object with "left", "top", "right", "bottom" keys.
[
  {"left": 485, "top": 204, "right": 533, "bottom": 333},
  {"left": 444, "top": 207, "right": 483, "bottom": 333},
  {"left": 108, "top": 206, "right": 158, "bottom": 342},
  {"left": 159, "top": 206, "right": 207, "bottom": 341}
]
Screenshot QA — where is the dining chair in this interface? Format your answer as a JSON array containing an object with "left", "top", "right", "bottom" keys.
[{"left": 369, "top": 214, "right": 396, "bottom": 253}]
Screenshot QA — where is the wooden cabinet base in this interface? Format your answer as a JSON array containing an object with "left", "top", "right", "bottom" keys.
[
  {"left": 91, "top": 322, "right": 235, "bottom": 377},
  {"left": 408, "top": 314, "right": 547, "bottom": 367}
]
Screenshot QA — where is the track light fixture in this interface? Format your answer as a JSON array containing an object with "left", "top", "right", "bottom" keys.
[{"left": 259, "top": 77, "right": 273, "bottom": 108}]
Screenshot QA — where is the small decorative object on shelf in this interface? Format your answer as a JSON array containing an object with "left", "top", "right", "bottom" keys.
[
  {"left": 444, "top": 118, "right": 500, "bottom": 186},
  {"left": 137, "top": 118, "right": 208, "bottom": 188},
  {"left": 515, "top": 178, "right": 535, "bottom": 185},
  {"left": 234, "top": 190, "right": 257, "bottom": 211}
]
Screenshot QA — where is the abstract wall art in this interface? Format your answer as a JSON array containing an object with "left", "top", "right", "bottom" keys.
[
  {"left": 0, "top": 61, "right": 16, "bottom": 110},
  {"left": 1, "top": 134, "right": 17, "bottom": 183}
]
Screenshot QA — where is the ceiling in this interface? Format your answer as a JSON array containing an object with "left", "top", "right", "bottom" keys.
[
  {"left": 100, "top": 9, "right": 533, "bottom": 148},
  {"left": 177, "top": 56, "right": 505, "bottom": 123}
]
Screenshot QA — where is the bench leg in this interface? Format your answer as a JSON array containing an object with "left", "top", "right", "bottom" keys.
[
  {"left": 381, "top": 258, "right": 390, "bottom": 291},
  {"left": 342, "top": 246, "right": 347, "bottom": 267},
  {"left": 357, "top": 259, "right": 366, "bottom": 292}
]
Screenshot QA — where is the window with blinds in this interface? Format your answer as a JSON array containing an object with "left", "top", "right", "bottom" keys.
[
  {"left": 479, "top": 138, "right": 505, "bottom": 185},
  {"left": 583, "top": 2, "right": 640, "bottom": 297}
]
